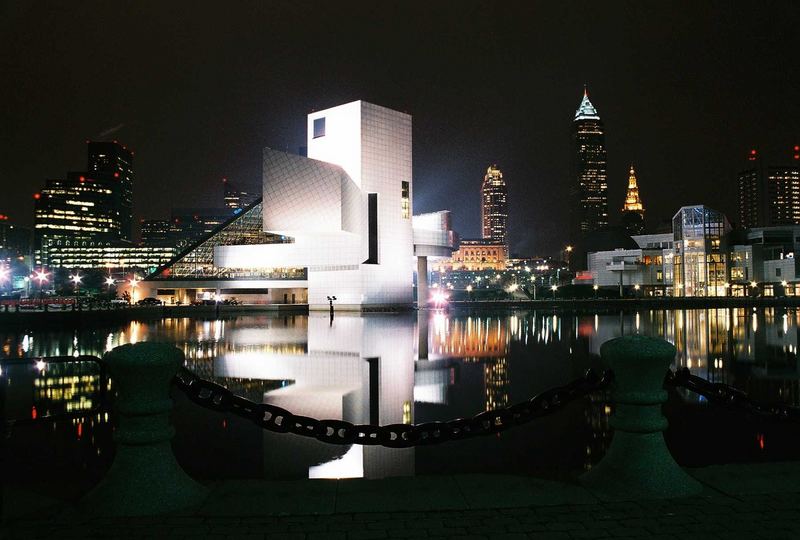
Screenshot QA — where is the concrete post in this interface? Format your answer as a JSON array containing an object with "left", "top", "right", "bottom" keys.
[
  {"left": 417, "top": 256, "right": 428, "bottom": 308},
  {"left": 82, "top": 342, "right": 207, "bottom": 515},
  {"left": 581, "top": 335, "right": 702, "bottom": 500}
]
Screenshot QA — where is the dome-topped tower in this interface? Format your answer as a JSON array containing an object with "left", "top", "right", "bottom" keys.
[{"left": 621, "top": 165, "right": 645, "bottom": 235}]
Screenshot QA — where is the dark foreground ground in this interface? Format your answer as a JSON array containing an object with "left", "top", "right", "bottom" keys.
[{"left": 4, "top": 462, "right": 800, "bottom": 539}]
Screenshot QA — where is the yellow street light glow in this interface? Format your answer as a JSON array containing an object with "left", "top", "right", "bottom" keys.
[
  {"left": 634, "top": 284, "right": 640, "bottom": 290},
  {"left": 593, "top": 284, "right": 599, "bottom": 290},
  {"left": 781, "top": 280, "right": 788, "bottom": 287},
  {"left": 750, "top": 281, "right": 757, "bottom": 288},
  {"left": 550, "top": 285, "right": 558, "bottom": 291},
  {"left": 105, "top": 277, "right": 115, "bottom": 286}
]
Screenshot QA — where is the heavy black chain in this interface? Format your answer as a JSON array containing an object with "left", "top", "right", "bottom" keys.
[
  {"left": 172, "top": 367, "right": 613, "bottom": 448},
  {"left": 666, "top": 367, "right": 800, "bottom": 422}
]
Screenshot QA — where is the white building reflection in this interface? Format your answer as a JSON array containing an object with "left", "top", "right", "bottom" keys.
[{"left": 215, "top": 313, "right": 415, "bottom": 480}]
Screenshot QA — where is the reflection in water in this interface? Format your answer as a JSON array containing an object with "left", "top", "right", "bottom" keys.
[{"left": 2, "top": 307, "right": 800, "bottom": 484}]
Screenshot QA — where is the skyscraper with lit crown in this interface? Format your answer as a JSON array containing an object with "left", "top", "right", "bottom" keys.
[
  {"left": 481, "top": 164, "right": 508, "bottom": 254},
  {"left": 621, "top": 164, "right": 645, "bottom": 235},
  {"left": 570, "top": 86, "right": 608, "bottom": 244}
]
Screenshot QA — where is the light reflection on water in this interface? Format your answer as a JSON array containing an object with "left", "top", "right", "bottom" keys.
[{"left": 2, "top": 307, "right": 800, "bottom": 486}]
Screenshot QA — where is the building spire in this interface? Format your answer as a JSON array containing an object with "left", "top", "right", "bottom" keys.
[
  {"left": 622, "top": 165, "right": 643, "bottom": 212},
  {"left": 574, "top": 85, "right": 600, "bottom": 121}
]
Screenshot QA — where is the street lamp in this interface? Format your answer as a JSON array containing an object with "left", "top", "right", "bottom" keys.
[
  {"left": 551, "top": 284, "right": 558, "bottom": 299},
  {"left": 634, "top": 283, "right": 641, "bottom": 297},
  {"left": 593, "top": 284, "right": 599, "bottom": 298},
  {"left": 130, "top": 276, "right": 140, "bottom": 303},
  {"left": 105, "top": 276, "right": 115, "bottom": 287},
  {"left": 34, "top": 270, "right": 48, "bottom": 285}
]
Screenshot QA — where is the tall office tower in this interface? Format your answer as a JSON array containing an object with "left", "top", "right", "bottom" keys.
[
  {"left": 223, "top": 178, "right": 259, "bottom": 211},
  {"left": 481, "top": 164, "right": 508, "bottom": 254},
  {"left": 738, "top": 146, "right": 800, "bottom": 227},
  {"left": 34, "top": 141, "right": 134, "bottom": 265},
  {"left": 87, "top": 141, "right": 134, "bottom": 242},
  {"left": 621, "top": 165, "right": 645, "bottom": 235},
  {"left": 570, "top": 86, "right": 608, "bottom": 242}
]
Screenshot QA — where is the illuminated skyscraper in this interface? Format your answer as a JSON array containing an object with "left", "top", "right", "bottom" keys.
[
  {"left": 570, "top": 86, "right": 608, "bottom": 242},
  {"left": 481, "top": 164, "right": 508, "bottom": 254},
  {"left": 621, "top": 165, "right": 645, "bottom": 235},
  {"left": 87, "top": 141, "right": 134, "bottom": 242},
  {"left": 738, "top": 147, "right": 800, "bottom": 227},
  {"left": 34, "top": 141, "right": 134, "bottom": 266}
]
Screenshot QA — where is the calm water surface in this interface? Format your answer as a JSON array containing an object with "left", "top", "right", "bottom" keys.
[{"left": 2, "top": 307, "right": 800, "bottom": 500}]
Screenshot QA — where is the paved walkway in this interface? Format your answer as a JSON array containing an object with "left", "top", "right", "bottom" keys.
[{"left": 4, "top": 463, "right": 800, "bottom": 539}]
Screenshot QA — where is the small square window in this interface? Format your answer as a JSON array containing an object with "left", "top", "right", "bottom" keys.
[{"left": 313, "top": 117, "right": 326, "bottom": 138}]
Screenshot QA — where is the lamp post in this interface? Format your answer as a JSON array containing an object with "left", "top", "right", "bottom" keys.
[
  {"left": 750, "top": 281, "right": 758, "bottom": 298},
  {"left": 466, "top": 284, "right": 473, "bottom": 301},
  {"left": 551, "top": 284, "right": 558, "bottom": 300},
  {"left": 723, "top": 282, "right": 730, "bottom": 297},
  {"left": 593, "top": 284, "right": 599, "bottom": 298},
  {"left": 130, "top": 276, "right": 140, "bottom": 304},
  {"left": 34, "top": 270, "right": 48, "bottom": 300},
  {"left": 634, "top": 283, "right": 641, "bottom": 298},
  {"left": 71, "top": 272, "right": 82, "bottom": 293}
]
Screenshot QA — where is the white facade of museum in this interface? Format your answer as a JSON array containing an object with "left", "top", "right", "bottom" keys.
[{"left": 140, "top": 100, "right": 453, "bottom": 309}]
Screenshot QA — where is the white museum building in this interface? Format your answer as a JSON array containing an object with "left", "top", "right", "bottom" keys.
[{"left": 138, "top": 100, "right": 454, "bottom": 309}]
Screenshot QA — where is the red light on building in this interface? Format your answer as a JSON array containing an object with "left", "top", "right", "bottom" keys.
[
  {"left": 77, "top": 422, "right": 83, "bottom": 439},
  {"left": 748, "top": 149, "right": 758, "bottom": 161},
  {"left": 794, "top": 145, "right": 799, "bottom": 160},
  {"left": 33, "top": 193, "right": 41, "bottom": 200},
  {"left": 31, "top": 406, "right": 37, "bottom": 420},
  {"left": 114, "top": 172, "right": 120, "bottom": 178},
  {"left": 757, "top": 433, "right": 765, "bottom": 450}
]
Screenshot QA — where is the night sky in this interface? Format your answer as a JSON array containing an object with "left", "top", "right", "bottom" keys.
[{"left": 1, "top": 1, "right": 798, "bottom": 255}]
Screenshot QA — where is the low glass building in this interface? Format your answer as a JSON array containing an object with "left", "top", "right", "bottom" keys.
[{"left": 672, "top": 205, "right": 731, "bottom": 297}]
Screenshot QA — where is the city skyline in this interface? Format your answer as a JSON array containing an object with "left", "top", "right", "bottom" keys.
[{"left": 2, "top": 2, "right": 799, "bottom": 255}]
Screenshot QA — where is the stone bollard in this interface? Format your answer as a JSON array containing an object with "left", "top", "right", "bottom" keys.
[
  {"left": 580, "top": 335, "right": 702, "bottom": 500},
  {"left": 82, "top": 342, "right": 207, "bottom": 515}
]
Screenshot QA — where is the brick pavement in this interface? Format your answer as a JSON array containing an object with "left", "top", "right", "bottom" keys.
[{"left": 5, "top": 492, "right": 800, "bottom": 540}]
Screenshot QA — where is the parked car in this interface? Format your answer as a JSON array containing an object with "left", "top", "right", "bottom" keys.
[{"left": 136, "top": 297, "right": 161, "bottom": 306}]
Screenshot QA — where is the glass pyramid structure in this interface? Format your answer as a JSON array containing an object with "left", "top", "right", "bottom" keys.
[{"left": 146, "top": 198, "right": 306, "bottom": 281}]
